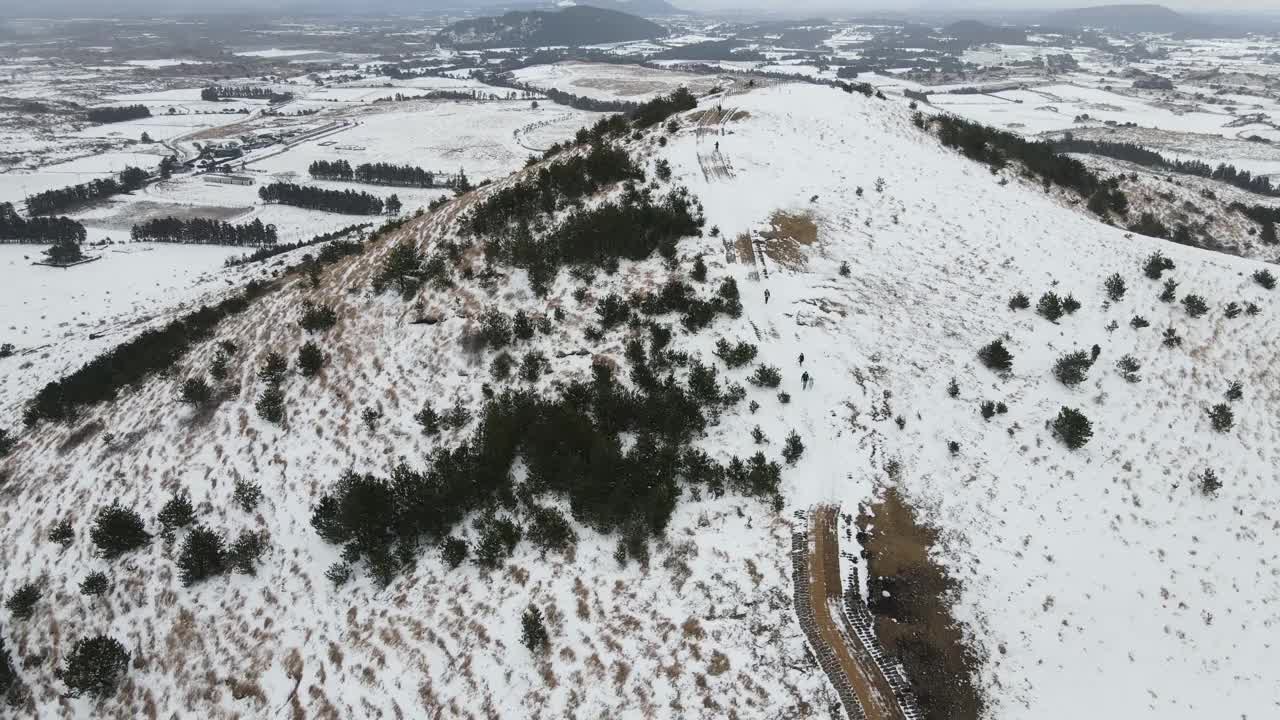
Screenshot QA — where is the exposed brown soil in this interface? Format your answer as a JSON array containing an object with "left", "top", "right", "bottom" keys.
[
  {"left": 761, "top": 210, "right": 818, "bottom": 269},
  {"left": 809, "top": 505, "right": 907, "bottom": 720},
  {"left": 856, "top": 490, "right": 985, "bottom": 720}
]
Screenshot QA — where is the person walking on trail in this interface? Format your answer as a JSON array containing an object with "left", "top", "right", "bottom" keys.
[
  {"left": 798, "top": 353, "right": 805, "bottom": 366},
  {"left": 764, "top": 289, "right": 771, "bottom": 304},
  {"left": 715, "top": 141, "right": 719, "bottom": 151},
  {"left": 801, "top": 371, "right": 810, "bottom": 390}
]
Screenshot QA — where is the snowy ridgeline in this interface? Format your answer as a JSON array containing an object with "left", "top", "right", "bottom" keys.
[{"left": 0, "top": 82, "right": 1277, "bottom": 719}]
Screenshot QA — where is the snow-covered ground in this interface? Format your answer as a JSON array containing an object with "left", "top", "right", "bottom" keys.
[
  {"left": 3, "top": 78, "right": 1278, "bottom": 719},
  {"left": 511, "top": 61, "right": 728, "bottom": 101}
]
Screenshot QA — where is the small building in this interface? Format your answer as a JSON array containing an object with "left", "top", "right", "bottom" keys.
[{"left": 204, "top": 174, "right": 255, "bottom": 186}]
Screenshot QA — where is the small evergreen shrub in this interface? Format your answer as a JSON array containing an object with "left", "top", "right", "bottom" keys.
[
  {"left": 977, "top": 339, "right": 1013, "bottom": 372},
  {"left": 60, "top": 635, "right": 130, "bottom": 698},
  {"left": 1162, "top": 327, "right": 1183, "bottom": 347},
  {"left": 1143, "top": 251, "right": 1175, "bottom": 279},
  {"left": 6, "top": 583, "right": 40, "bottom": 621},
  {"left": 258, "top": 352, "right": 288, "bottom": 385},
  {"left": 48, "top": 519, "right": 74, "bottom": 548},
  {"left": 1036, "top": 292, "right": 1064, "bottom": 321},
  {"left": 1052, "top": 407, "right": 1093, "bottom": 449},
  {"left": 91, "top": 504, "right": 152, "bottom": 559},
  {"left": 177, "top": 526, "right": 226, "bottom": 586},
  {"left": 1130, "top": 315, "right": 1149, "bottom": 329},
  {"left": 714, "top": 338, "right": 757, "bottom": 368},
  {"left": 748, "top": 364, "right": 782, "bottom": 388},
  {"left": 782, "top": 431, "right": 804, "bottom": 464},
  {"left": 1104, "top": 273, "right": 1126, "bottom": 301},
  {"left": 179, "top": 377, "right": 212, "bottom": 406},
  {"left": 1008, "top": 292, "right": 1030, "bottom": 310},
  {"left": 1116, "top": 354, "right": 1141, "bottom": 383},
  {"left": 1181, "top": 294, "right": 1208, "bottom": 318},
  {"left": 255, "top": 385, "right": 285, "bottom": 423},
  {"left": 441, "top": 537, "right": 468, "bottom": 569},
  {"left": 521, "top": 605, "right": 549, "bottom": 652},
  {"left": 1159, "top": 279, "right": 1178, "bottom": 303},
  {"left": 1198, "top": 468, "right": 1222, "bottom": 496},
  {"left": 1053, "top": 350, "right": 1092, "bottom": 386},
  {"left": 1253, "top": 269, "right": 1276, "bottom": 290},
  {"left": 157, "top": 493, "right": 195, "bottom": 535},
  {"left": 1206, "top": 403, "right": 1234, "bottom": 432},
  {"left": 234, "top": 478, "right": 263, "bottom": 512},
  {"left": 946, "top": 377, "right": 959, "bottom": 398},
  {"left": 1225, "top": 380, "right": 1243, "bottom": 401},
  {"left": 297, "top": 341, "right": 325, "bottom": 377},
  {"left": 79, "top": 571, "right": 109, "bottom": 597},
  {"left": 299, "top": 301, "right": 337, "bottom": 332},
  {"left": 229, "top": 530, "right": 267, "bottom": 574}
]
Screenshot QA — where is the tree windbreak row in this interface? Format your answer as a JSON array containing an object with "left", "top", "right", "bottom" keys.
[
  {"left": 259, "top": 182, "right": 385, "bottom": 215},
  {"left": 25, "top": 166, "right": 150, "bottom": 216},
  {"left": 201, "top": 86, "right": 293, "bottom": 103},
  {"left": 0, "top": 202, "right": 85, "bottom": 244},
  {"left": 1053, "top": 135, "right": 1279, "bottom": 198},
  {"left": 131, "top": 217, "right": 278, "bottom": 246},
  {"left": 308, "top": 160, "right": 469, "bottom": 190},
  {"left": 87, "top": 105, "right": 151, "bottom": 124}
]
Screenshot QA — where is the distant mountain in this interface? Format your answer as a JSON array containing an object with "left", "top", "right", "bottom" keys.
[
  {"left": 434, "top": 6, "right": 667, "bottom": 49},
  {"left": 943, "top": 20, "right": 1028, "bottom": 45},
  {"left": 1044, "top": 4, "right": 1212, "bottom": 34},
  {"left": 562, "top": 0, "right": 687, "bottom": 17}
]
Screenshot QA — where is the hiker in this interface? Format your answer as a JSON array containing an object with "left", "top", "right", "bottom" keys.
[
  {"left": 715, "top": 141, "right": 719, "bottom": 151},
  {"left": 801, "top": 371, "right": 810, "bottom": 389},
  {"left": 764, "top": 289, "right": 771, "bottom": 304},
  {"left": 798, "top": 353, "right": 805, "bottom": 366}
]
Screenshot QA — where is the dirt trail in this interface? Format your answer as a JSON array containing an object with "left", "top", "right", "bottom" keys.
[{"left": 796, "top": 506, "right": 913, "bottom": 720}]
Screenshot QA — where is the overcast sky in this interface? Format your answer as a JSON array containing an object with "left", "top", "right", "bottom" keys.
[{"left": 3, "top": 0, "right": 1280, "bottom": 18}]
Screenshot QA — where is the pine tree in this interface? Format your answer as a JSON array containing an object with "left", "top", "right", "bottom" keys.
[
  {"left": 1198, "top": 468, "right": 1222, "bottom": 496},
  {"left": 1116, "top": 354, "right": 1141, "bottom": 383},
  {"left": 977, "top": 339, "right": 1014, "bottom": 372},
  {"left": 441, "top": 536, "right": 468, "bottom": 569},
  {"left": 385, "top": 194, "right": 402, "bottom": 215},
  {"left": 234, "top": 478, "right": 263, "bottom": 511},
  {"left": 378, "top": 240, "right": 423, "bottom": 297},
  {"left": 521, "top": 605, "right": 549, "bottom": 652},
  {"left": 781, "top": 430, "right": 805, "bottom": 464},
  {"left": 91, "top": 504, "right": 152, "bottom": 559},
  {"left": 256, "top": 385, "right": 285, "bottom": 424},
  {"left": 1206, "top": 403, "right": 1234, "bottom": 432},
  {"left": 1104, "top": 273, "right": 1126, "bottom": 301},
  {"left": 1181, "top": 294, "right": 1208, "bottom": 318},
  {"left": 297, "top": 341, "right": 325, "bottom": 377},
  {"left": 691, "top": 255, "right": 707, "bottom": 282},
  {"left": 1036, "top": 292, "right": 1064, "bottom": 321},
  {"left": 157, "top": 493, "right": 195, "bottom": 534},
  {"left": 177, "top": 526, "right": 226, "bottom": 586},
  {"left": 48, "top": 518, "right": 73, "bottom": 547},
  {"left": 228, "top": 530, "right": 267, "bottom": 574},
  {"left": 1261, "top": 220, "right": 1277, "bottom": 245},
  {"left": 1143, "top": 251, "right": 1174, "bottom": 279},
  {"left": 1255, "top": 269, "right": 1277, "bottom": 291},
  {"left": 5, "top": 582, "right": 40, "bottom": 621},
  {"left": 1053, "top": 350, "right": 1092, "bottom": 386},
  {"left": 60, "top": 635, "right": 130, "bottom": 698},
  {"left": 80, "top": 571, "right": 110, "bottom": 597},
  {"left": 259, "top": 352, "right": 287, "bottom": 385},
  {"left": 1052, "top": 406, "right": 1093, "bottom": 450},
  {"left": 179, "top": 377, "right": 212, "bottom": 406}
]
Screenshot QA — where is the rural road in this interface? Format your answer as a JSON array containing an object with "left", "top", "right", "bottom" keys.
[{"left": 797, "top": 506, "right": 914, "bottom": 720}]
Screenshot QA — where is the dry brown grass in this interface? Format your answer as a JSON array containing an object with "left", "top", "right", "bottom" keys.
[
  {"left": 760, "top": 210, "right": 819, "bottom": 270},
  {"left": 733, "top": 233, "right": 754, "bottom": 264},
  {"left": 857, "top": 489, "right": 985, "bottom": 720}
]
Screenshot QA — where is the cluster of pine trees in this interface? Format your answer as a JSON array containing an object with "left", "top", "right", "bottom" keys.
[
  {"left": 258, "top": 182, "right": 385, "bottom": 215},
  {"left": 467, "top": 142, "right": 643, "bottom": 237},
  {"left": 1230, "top": 202, "right": 1280, "bottom": 244},
  {"left": 131, "top": 217, "right": 277, "bottom": 246},
  {"left": 308, "top": 160, "right": 467, "bottom": 189},
  {"left": 23, "top": 281, "right": 272, "bottom": 426},
  {"left": 86, "top": 105, "right": 151, "bottom": 123},
  {"left": 923, "top": 112, "right": 1105, "bottom": 200},
  {"left": 313, "top": 355, "right": 781, "bottom": 584},
  {"left": 0, "top": 202, "right": 85, "bottom": 244},
  {"left": 225, "top": 223, "right": 369, "bottom": 267},
  {"left": 24, "top": 166, "right": 149, "bottom": 216},
  {"left": 1054, "top": 135, "right": 1279, "bottom": 197},
  {"left": 201, "top": 86, "right": 293, "bottom": 103}
]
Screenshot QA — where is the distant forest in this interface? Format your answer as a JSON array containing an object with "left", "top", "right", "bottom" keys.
[
  {"left": 87, "top": 105, "right": 151, "bottom": 124},
  {"left": 309, "top": 160, "right": 470, "bottom": 190},
  {"left": 0, "top": 202, "right": 86, "bottom": 244},
  {"left": 131, "top": 217, "right": 277, "bottom": 246},
  {"left": 1054, "top": 135, "right": 1279, "bottom": 197},
  {"left": 25, "top": 166, "right": 150, "bottom": 216},
  {"left": 201, "top": 86, "right": 294, "bottom": 103},
  {"left": 259, "top": 182, "right": 386, "bottom": 215}
]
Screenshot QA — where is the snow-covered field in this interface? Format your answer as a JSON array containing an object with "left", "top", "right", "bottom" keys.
[
  {"left": 3, "top": 77, "right": 1279, "bottom": 720},
  {"left": 511, "top": 61, "right": 728, "bottom": 101}
]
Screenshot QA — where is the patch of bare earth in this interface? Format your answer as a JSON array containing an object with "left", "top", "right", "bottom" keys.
[
  {"left": 761, "top": 210, "right": 818, "bottom": 270},
  {"left": 856, "top": 489, "right": 985, "bottom": 720}
]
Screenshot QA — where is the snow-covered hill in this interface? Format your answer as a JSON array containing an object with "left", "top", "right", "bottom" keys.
[{"left": 2, "top": 81, "right": 1278, "bottom": 719}]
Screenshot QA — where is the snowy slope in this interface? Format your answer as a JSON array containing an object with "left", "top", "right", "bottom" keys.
[{"left": 2, "top": 81, "right": 1278, "bottom": 719}]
